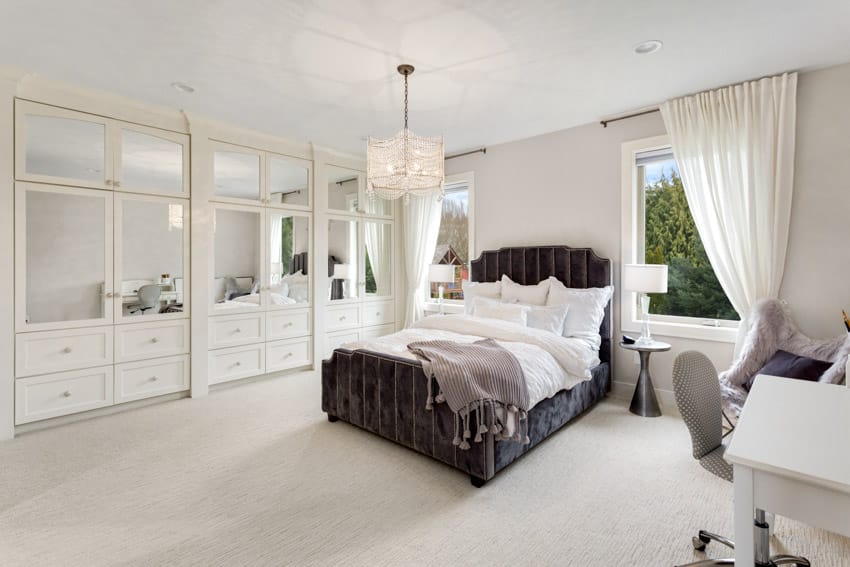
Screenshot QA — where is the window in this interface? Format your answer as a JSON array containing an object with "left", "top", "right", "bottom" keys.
[
  {"left": 622, "top": 136, "right": 738, "bottom": 341},
  {"left": 429, "top": 173, "right": 474, "bottom": 302}
]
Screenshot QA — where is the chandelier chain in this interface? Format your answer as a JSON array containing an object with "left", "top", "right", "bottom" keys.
[{"left": 403, "top": 72, "right": 409, "bottom": 130}]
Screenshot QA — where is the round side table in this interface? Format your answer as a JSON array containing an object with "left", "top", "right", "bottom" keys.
[{"left": 619, "top": 340, "right": 671, "bottom": 417}]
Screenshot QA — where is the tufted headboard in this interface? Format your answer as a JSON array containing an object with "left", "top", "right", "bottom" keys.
[{"left": 469, "top": 246, "right": 612, "bottom": 365}]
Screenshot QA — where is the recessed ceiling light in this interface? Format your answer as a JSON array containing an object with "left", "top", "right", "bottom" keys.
[
  {"left": 633, "top": 40, "right": 663, "bottom": 55},
  {"left": 171, "top": 82, "right": 195, "bottom": 94}
]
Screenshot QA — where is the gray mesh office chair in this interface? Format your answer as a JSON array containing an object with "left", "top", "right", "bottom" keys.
[
  {"left": 672, "top": 351, "right": 810, "bottom": 567},
  {"left": 130, "top": 284, "right": 161, "bottom": 314}
]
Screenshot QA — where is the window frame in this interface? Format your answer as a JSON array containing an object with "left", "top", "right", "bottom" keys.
[
  {"left": 620, "top": 136, "right": 738, "bottom": 343},
  {"left": 424, "top": 171, "right": 475, "bottom": 312}
]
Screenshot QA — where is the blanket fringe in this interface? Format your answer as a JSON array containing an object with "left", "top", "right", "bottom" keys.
[{"left": 439, "top": 396, "right": 528, "bottom": 451}]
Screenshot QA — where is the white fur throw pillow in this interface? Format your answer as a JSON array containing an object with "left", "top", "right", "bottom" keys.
[
  {"left": 462, "top": 280, "right": 501, "bottom": 315},
  {"left": 472, "top": 297, "right": 529, "bottom": 326},
  {"left": 500, "top": 274, "right": 550, "bottom": 305},
  {"left": 546, "top": 277, "right": 613, "bottom": 349}
]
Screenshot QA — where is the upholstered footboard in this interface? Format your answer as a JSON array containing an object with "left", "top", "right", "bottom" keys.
[{"left": 322, "top": 348, "right": 610, "bottom": 485}]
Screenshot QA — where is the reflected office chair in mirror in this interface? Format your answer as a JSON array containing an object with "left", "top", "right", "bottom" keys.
[
  {"left": 672, "top": 351, "right": 810, "bottom": 567},
  {"left": 129, "top": 284, "right": 162, "bottom": 315}
]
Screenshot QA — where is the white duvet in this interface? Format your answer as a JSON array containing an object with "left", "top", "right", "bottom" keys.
[{"left": 341, "top": 314, "right": 600, "bottom": 409}]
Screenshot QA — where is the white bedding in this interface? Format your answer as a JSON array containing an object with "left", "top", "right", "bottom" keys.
[{"left": 341, "top": 314, "right": 600, "bottom": 409}]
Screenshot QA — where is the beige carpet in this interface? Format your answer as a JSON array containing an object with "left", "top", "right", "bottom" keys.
[{"left": 1, "top": 371, "right": 848, "bottom": 567}]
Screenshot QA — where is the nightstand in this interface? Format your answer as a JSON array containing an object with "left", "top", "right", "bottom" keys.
[{"left": 619, "top": 340, "right": 671, "bottom": 417}]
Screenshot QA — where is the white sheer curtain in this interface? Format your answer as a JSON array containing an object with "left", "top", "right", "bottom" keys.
[
  {"left": 402, "top": 194, "right": 442, "bottom": 327},
  {"left": 660, "top": 72, "right": 797, "bottom": 350},
  {"left": 270, "top": 214, "right": 282, "bottom": 283},
  {"left": 364, "top": 221, "right": 392, "bottom": 295}
]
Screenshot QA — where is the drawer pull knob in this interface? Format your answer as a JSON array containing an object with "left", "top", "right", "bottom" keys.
[
  {"left": 339, "top": 316, "right": 346, "bottom": 321},
  {"left": 376, "top": 312, "right": 381, "bottom": 316},
  {"left": 234, "top": 361, "right": 242, "bottom": 366},
  {"left": 283, "top": 352, "right": 292, "bottom": 359},
  {"left": 283, "top": 322, "right": 293, "bottom": 327},
  {"left": 62, "top": 390, "right": 72, "bottom": 398},
  {"left": 234, "top": 328, "right": 241, "bottom": 333},
  {"left": 62, "top": 347, "right": 72, "bottom": 354},
  {"left": 150, "top": 337, "right": 159, "bottom": 343},
  {"left": 150, "top": 375, "right": 159, "bottom": 382}
]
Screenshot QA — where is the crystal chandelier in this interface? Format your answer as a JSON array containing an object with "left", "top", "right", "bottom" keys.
[{"left": 367, "top": 64, "right": 445, "bottom": 203}]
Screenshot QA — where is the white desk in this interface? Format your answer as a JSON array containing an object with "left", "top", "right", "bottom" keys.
[{"left": 725, "top": 377, "right": 850, "bottom": 566}]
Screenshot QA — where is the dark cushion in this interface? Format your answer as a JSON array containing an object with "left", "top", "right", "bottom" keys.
[{"left": 745, "top": 349, "right": 833, "bottom": 391}]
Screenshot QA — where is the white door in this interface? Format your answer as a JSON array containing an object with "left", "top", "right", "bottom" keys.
[
  {"left": 265, "top": 209, "right": 312, "bottom": 311},
  {"left": 210, "top": 204, "right": 266, "bottom": 314}
]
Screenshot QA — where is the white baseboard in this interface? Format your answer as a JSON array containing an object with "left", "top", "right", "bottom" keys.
[{"left": 611, "top": 380, "right": 680, "bottom": 418}]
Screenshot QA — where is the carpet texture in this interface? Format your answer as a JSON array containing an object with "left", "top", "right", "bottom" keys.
[{"left": 1, "top": 371, "right": 847, "bottom": 566}]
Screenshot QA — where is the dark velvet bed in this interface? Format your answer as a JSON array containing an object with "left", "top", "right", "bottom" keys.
[{"left": 322, "top": 245, "right": 612, "bottom": 486}]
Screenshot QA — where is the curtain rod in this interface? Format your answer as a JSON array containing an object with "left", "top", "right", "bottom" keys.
[
  {"left": 600, "top": 108, "right": 660, "bottom": 128},
  {"left": 445, "top": 147, "right": 487, "bottom": 160}
]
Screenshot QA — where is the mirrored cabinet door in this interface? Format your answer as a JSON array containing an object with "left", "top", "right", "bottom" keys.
[
  {"left": 269, "top": 154, "right": 310, "bottom": 209},
  {"left": 327, "top": 218, "right": 359, "bottom": 301},
  {"left": 16, "top": 183, "right": 113, "bottom": 330},
  {"left": 268, "top": 211, "right": 311, "bottom": 307},
  {"left": 363, "top": 221, "right": 393, "bottom": 298},
  {"left": 212, "top": 206, "right": 264, "bottom": 312},
  {"left": 326, "top": 166, "right": 362, "bottom": 214},
  {"left": 362, "top": 193, "right": 393, "bottom": 217},
  {"left": 115, "top": 195, "right": 189, "bottom": 322},
  {"left": 212, "top": 144, "right": 262, "bottom": 203},
  {"left": 116, "top": 125, "right": 188, "bottom": 196},
  {"left": 16, "top": 102, "right": 110, "bottom": 189}
]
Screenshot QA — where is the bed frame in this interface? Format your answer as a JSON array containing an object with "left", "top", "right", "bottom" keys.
[{"left": 322, "top": 245, "right": 612, "bottom": 486}]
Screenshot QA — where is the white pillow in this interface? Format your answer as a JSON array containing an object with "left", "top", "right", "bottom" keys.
[
  {"left": 474, "top": 297, "right": 568, "bottom": 336},
  {"left": 462, "top": 280, "right": 502, "bottom": 315},
  {"left": 472, "top": 297, "right": 529, "bottom": 326},
  {"left": 500, "top": 274, "right": 550, "bottom": 306},
  {"left": 546, "top": 277, "right": 613, "bottom": 347}
]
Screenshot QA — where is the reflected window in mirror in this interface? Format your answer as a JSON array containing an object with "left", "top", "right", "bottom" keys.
[
  {"left": 269, "top": 212, "right": 311, "bottom": 305},
  {"left": 120, "top": 129, "right": 184, "bottom": 194},
  {"left": 213, "top": 149, "right": 261, "bottom": 201},
  {"left": 364, "top": 221, "right": 392, "bottom": 297},
  {"left": 327, "top": 166, "right": 361, "bottom": 213},
  {"left": 363, "top": 194, "right": 392, "bottom": 216},
  {"left": 213, "top": 208, "right": 262, "bottom": 309},
  {"left": 25, "top": 113, "right": 105, "bottom": 183},
  {"left": 328, "top": 219, "right": 358, "bottom": 300},
  {"left": 270, "top": 156, "right": 309, "bottom": 207},
  {"left": 120, "top": 198, "right": 186, "bottom": 317}
]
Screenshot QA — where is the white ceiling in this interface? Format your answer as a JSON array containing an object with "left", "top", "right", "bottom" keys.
[{"left": 2, "top": 0, "right": 849, "bottom": 154}]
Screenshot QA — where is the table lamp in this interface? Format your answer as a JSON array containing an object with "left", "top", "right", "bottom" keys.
[
  {"left": 332, "top": 264, "right": 351, "bottom": 297},
  {"left": 429, "top": 264, "right": 455, "bottom": 315},
  {"left": 623, "top": 263, "right": 668, "bottom": 345}
]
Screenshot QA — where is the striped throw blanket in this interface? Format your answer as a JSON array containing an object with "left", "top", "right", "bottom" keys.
[{"left": 407, "top": 339, "right": 530, "bottom": 450}]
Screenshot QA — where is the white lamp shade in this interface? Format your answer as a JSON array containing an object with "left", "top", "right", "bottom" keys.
[
  {"left": 429, "top": 264, "right": 455, "bottom": 283},
  {"left": 623, "top": 264, "right": 668, "bottom": 293},
  {"left": 332, "top": 264, "right": 351, "bottom": 279}
]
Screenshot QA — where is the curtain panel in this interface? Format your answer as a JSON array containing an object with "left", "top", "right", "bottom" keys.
[{"left": 402, "top": 194, "right": 442, "bottom": 327}]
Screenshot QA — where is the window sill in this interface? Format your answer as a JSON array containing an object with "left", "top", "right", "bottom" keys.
[{"left": 622, "top": 319, "right": 738, "bottom": 344}]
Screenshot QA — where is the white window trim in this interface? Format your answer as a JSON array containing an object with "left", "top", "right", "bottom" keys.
[
  {"left": 621, "top": 135, "right": 738, "bottom": 344},
  {"left": 425, "top": 171, "right": 475, "bottom": 307}
]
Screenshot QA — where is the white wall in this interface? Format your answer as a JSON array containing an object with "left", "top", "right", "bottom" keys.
[{"left": 446, "top": 62, "right": 850, "bottom": 409}]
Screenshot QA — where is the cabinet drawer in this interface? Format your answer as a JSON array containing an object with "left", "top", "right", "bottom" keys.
[
  {"left": 267, "top": 309, "right": 311, "bottom": 340},
  {"left": 360, "top": 324, "right": 396, "bottom": 341},
  {"left": 209, "top": 312, "right": 265, "bottom": 348},
  {"left": 325, "top": 330, "right": 360, "bottom": 359},
  {"left": 115, "top": 320, "right": 189, "bottom": 362},
  {"left": 362, "top": 301, "right": 395, "bottom": 326},
  {"left": 267, "top": 337, "right": 312, "bottom": 372},
  {"left": 114, "top": 355, "right": 189, "bottom": 404},
  {"left": 16, "top": 326, "right": 113, "bottom": 377},
  {"left": 208, "top": 344, "right": 265, "bottom": 385},
  {"left": 15, "top": 366, "right": 114, "bottom": 424},
  {"left": 325, "top": 305, "right": 360, "bottom": 331}
]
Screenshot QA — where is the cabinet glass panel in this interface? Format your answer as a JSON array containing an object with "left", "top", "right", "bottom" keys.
[
  {"left": 270, "top": 156, "right": 309, "bottom": 207},
  {"left": 363, "top": 221, "right": 392, "bottom": 297},
  {"left": 362, "top": 194, "right": 392, "bottom": 216},
  {"left": 25, "top": 190, "right": 107, "bottom": 324},
  {"left": 119, "top": 198, "right": 186, "bottom": 318},
  {"left": 120, "top": 129, "right": 184, "bottom": 194},
  {"left": 269, "top": 212, "right": 310, "bottom": 305},
  {"left": 213, "top": 208, "right": 262, "bottom": 310},
  {"left": 326, "top": 166, "right": 361, "bottom": 213},
  {"left": 327, "top": 219, "right": 358, "bottom": 301},
  {"left": 24, "top": 114, "right": 106, "bottom": 184},
  {"left": 213, "top": 150, "right": 261, "bottom": 201}
]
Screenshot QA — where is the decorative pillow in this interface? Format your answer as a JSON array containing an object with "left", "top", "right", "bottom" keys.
[
  {"left": 744, "top": 350, "right": 833, "bottom": 391},
  {"left": 546, "top": 277, "right": 613, "bottom": 348},
  {"left": 224, "top": 276, "right": 251, "bottom": 300},
  {"left": 526, "top": 303, "right": 570, "bottom": 335},
  {"left": 472, "top": 297, "right": 528, "bottom": 326},
  {"left": 500, "top": 274, "right": 550, "bottom": 306},
  {"left": 288, "top": 282, "right": 309, "bottom": 303},
  {"left": 462, "top": 280, "right": 502, "bottom": 315}
]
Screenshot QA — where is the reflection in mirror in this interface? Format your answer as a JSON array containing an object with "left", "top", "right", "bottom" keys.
[
  {"left": 326, "top": 166, "right": 361, "bottom": 213},
  {"left": 121, "top": 199, "right": 185, "bottom": 317},
  {"left": 270, "top": 157, "right": 309, "bottom": 207},
  {"left": 328, "top": 219, "right": 358, "bottom": 300},
  {"left": 269, "top": 213, "right": 310, "bottom": 305},
  {"left": 25, "top": 190, "right": 106, "bottom": 324},
  {"left": 363, "top": 192, "right": 392, "bottom": 216},
  {"left": 213, "top": 150, "right": 261, "bottom": 201},
  {"left": 25, "top": 114, "right": 105, "bottom": 182},
  {"left": 213, "top": 208, "right": 262, "bottom": 310},
  {"left": 121, "top": 129, "right": 184, "bottom": 194},
  {"left": 364, "top": 221, "right": 392, "bottom": 296}
]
